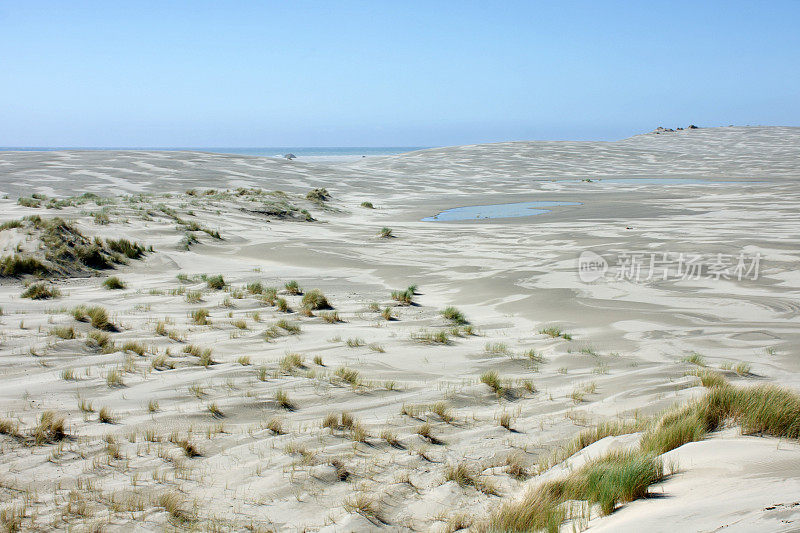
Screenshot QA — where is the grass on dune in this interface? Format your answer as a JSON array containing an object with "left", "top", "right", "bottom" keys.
[
  {"left": 301, "top": 288, "right": 331, "bottom": 310},
  {"left": 21, "top": 282, "right": 61, "bottom": 300},
  {"left": 486, "top": 379, "right": 800, "bottom": 531}
]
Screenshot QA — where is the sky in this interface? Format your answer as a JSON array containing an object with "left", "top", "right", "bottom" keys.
[{"left": 1, "top": 1, "right": 799, "bottom": 147}]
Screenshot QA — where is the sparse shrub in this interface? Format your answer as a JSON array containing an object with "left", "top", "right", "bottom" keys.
[
  {"left": 313, "top": 355, "right": 324, "bottom": 366},
  {"left": 103, "top": 276, "right": 126, "bottom": 290},
  {"left": 379, "top": 227, "right": 393, "bottom": 238},
  {"left": 381, "top": 307, "right": 395, "bottom": 321},
  {"left": 21, "top": 282, "right": 61, "bottom": 300},
  {"left": 237, "top": 355, "right": 251, "bottom": 366},
  {"left": 360, "top": 201, "right": 374, "bottom": 209}
]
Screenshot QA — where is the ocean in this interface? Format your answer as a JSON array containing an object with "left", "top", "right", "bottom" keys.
[{"left": 0, "top": 146, "right": 429, "bottom": 164}]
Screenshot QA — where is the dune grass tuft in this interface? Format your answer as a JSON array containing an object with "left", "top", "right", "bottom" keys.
[
  {"left": 21, "top": 282, "right": 61, "bottom": 300},
  {"left": 302, "top": 288, "right": 331, "bottom": 310},
  {"left": 103, "top": 276, "right": 126, "bottom": 290},
  {"left": 539, "top": 326, "right": 572, "bottom": 340},
  {"left": 441, "top": 306, "right": 468, "bottom": 325}
]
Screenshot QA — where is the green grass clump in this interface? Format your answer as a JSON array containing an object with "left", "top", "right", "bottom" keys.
[
  {"left": 391, "top": 286, "right": 416, "bottom": 305},
  {"left": 306, "top": 188, "right": 329, "bottom": 203},
  {"left": 411, "top": 329, "right": 451, "bottom": 345},
  {"left": 284, "top": 280, "right": 302, "bottom": 295},
  {"left": 106, "top": 238, "right": 146, "bottom": 259},
  {"left": 87, "top": 330, "right": 115, "bottom": 353},
  {"left": 683, "top": 352, "right": 706, "bottom": 366},
  {"left": 51, "top": 326, "right": 75, "bottom": 339},
  {"left": 103, "top": 276, "right": 126, "bottom": 290},
  {"left": 123, "top": 341, "right": 146, "bottom": 356},
  {"left": 246, "top": 281, "right": 264, "bottom": 295},
  {"left": 205, "top": 275, "right": 225, "bottom": 290},
  {"left": 441, "top": 306, "right": 468, "bottom": 325},
  {"left": 360, "top": 201, "right": 374, "bottom": 209},
  {"left": 480, "top": 370, "right": 503, "bottom": 395},
  {"left": 489, "top": 450, "right": 663, "bottom": 530},
  {"left": 539, "top": 326, "right": 572, "bottom": 340},
  {"left": 0, "top": 254, "right": 49, "bottom": 277},
  {"left": 320, "top": 311, "right": 341, "bottom": 323},
  {"left": 379, "top": 227, "right": 393, "bottom": 238},
  {"left": 335, "top": 367, "right": 361, "bottom": 387},
  {"left": 276, "top": 319, "right": 301, "bottom": 334},
  {"left": 73, "top": 305, "right": 116, "bottom": 331},
  {"left": 17, "top": 196, "right": 41, "bottom": 208},
  {"left": 301, "top": 288, "right": 331, "bottom": 310},
  {"left": 21, "top": 282, "right": 61, "bottom": 300}
]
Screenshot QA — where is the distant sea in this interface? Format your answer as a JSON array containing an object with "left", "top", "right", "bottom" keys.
[{"left": 0, "top": 146, "right": 429, "bottom": 164}]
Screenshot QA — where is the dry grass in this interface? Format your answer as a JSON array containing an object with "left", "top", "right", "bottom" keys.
[
  {"left": 191, "top": 308, "right": 210, "bottom": 325},
  {"left": 275, "top": 390, "right": 294, "bottom": 410}
]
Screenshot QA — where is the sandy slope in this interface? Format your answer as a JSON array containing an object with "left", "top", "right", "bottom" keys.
[{"left": 0, "top": 126, "right": 799, "bottom": 531}]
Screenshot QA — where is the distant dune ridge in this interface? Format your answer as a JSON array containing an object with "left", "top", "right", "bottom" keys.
[
  {"left": 0, "top": 126, "right": 799, "bottom": 200},
  {"left": 0, "top": 125, "right": 799, "bottom": 531}
]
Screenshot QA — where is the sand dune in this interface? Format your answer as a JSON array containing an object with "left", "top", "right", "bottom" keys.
[{"left": 1, "top": 126, "right": 799, "bottom": 531}]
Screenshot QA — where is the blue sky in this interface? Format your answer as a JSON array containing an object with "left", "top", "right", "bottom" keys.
[{"left": 1, "top": 1, "right": 798, "bottom": 147}]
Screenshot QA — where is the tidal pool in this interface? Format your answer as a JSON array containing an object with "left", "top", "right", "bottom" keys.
[{"left": 422, "top": 201, "right": 581, "bottom": 221}]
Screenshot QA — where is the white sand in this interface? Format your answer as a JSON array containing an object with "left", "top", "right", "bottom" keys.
[{"left": 0, "top": 126, "right": 799, "bottom": 531}]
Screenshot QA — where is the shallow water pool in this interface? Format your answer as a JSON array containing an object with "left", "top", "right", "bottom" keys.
[{"left": 422, "top": 201, "right": 581, "bottom": 221}]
